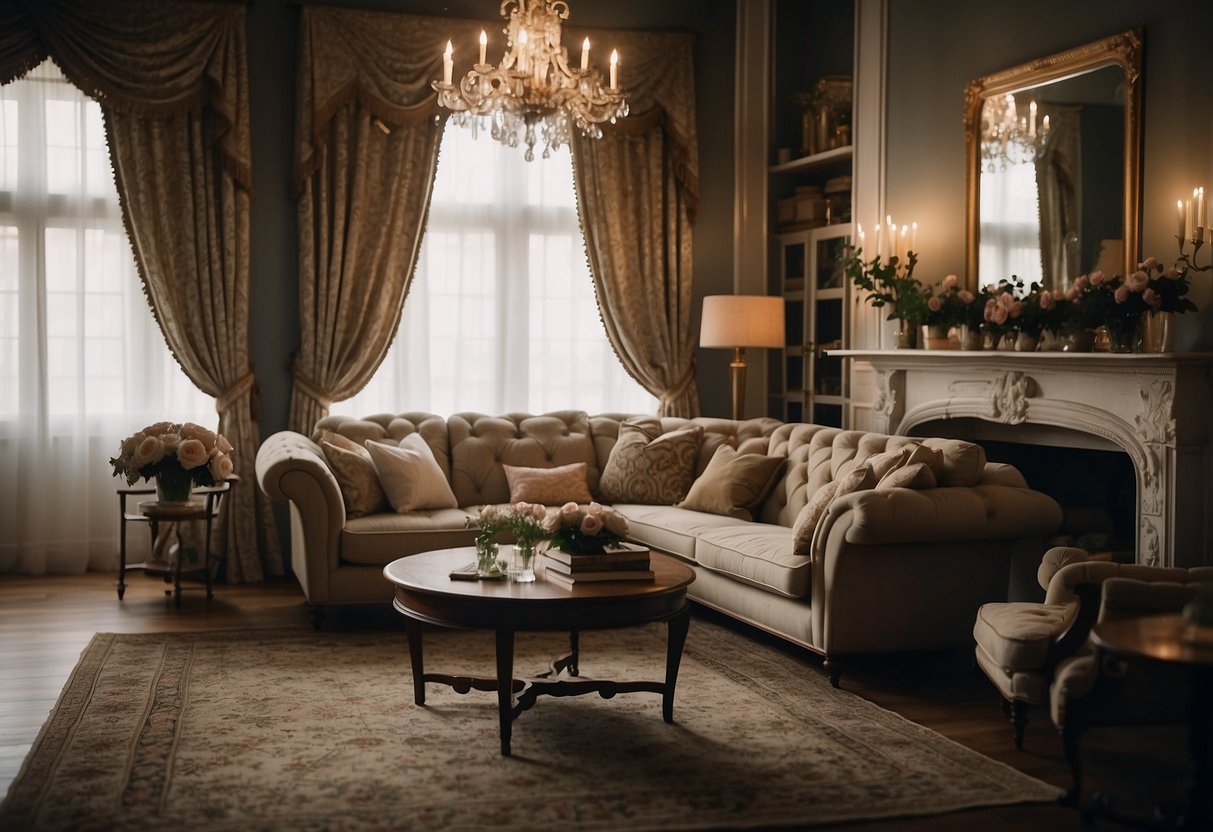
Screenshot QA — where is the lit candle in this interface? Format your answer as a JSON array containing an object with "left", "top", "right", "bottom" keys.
[
  {"left": 581, "top": 38, "right": 590, "bottom": 71},
  {"left": 479, "top": 31, "right": 487, "bottom": 65},
  {"left": 874, "top": 224, "right": 882, "bottom": 260},
  {"left": 1186, "top": 199, "right": 1194, "bottom": 242},
  {"left": 1197, "top": 187, "right": 1206, "bottom": 233},
  {"left": 609, "top": 49, "right": 619, "bottom": 90},
  {"left": 910, "top": 221, "right": 918, "bottom": 255},
  {"left": 518, "top": 29, "right": 528, "bottom": 72},
  {"left": 1028, "top": 101, "right": 1037, "bottom": 138},
  {"left": 899, "top": 225, "right": 909, "bottom": 262},
  {"left": 442, "top": 40, "right": 453, "bottom": 85},
  {"left": 886, "top": 215, "right": 896, "bottom": 259},
  {"left": 1178, "top": 199, "right": 1186, "bottom": 242},
  {"left": 857, "top": 223, "right": 865, "bottom": 253},
  {"left": 1041, "top": 114, "right": 1050, "bottom": 135}
]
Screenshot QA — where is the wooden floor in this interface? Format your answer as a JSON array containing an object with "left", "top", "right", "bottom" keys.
[{"left": 0, "top": 571, "right": 1194, "bottom": 830}]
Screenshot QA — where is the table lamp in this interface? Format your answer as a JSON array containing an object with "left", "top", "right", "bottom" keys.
[{"left": 699, "top": 295, "right": 785, "bottom": 421}]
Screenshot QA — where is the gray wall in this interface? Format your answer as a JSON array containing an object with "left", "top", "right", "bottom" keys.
[
  {"left": 245, "top": 0, "right": 739, "bottom": 438},
  {"left": 886, "top": 0, "right": 1213, "bottom": 348}
]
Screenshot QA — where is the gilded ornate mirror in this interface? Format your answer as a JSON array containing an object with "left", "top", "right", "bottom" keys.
[{"left": 964, "top": 29, "right": 1143, "bottom": 290}]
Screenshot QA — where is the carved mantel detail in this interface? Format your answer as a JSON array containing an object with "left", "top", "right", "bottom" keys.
[{"left": 832, "top": 351, "right": 1213, "bottom": 568}]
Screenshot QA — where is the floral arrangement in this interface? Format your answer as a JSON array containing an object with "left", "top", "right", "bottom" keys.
[
  {"left": 479, "top": 502, "right": 550, "bottom": 551},
  {"left": 109, "top": 421, "right": 234, "bottom": 488},
  {"left": 1136, "top": 256, "right": 1197, "bottom": 315},
  {"left": 543, "top": 502, "right": 630, "bottom": 555},
  {"left": 844, "top": 249, "right": 926, "bottom": 324},
  {"left": 923, "top": 274, "right": 976, "bottom": 330}
]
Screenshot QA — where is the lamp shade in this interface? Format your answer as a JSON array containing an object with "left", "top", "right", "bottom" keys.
[{"left": 699, "top": 295, "right": 785, "bottom": 349}]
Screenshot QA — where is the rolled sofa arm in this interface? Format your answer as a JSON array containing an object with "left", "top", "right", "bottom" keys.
[
  {"left": 255, "top": 431, "right": 345, "bottom": 602},
  {"left": 821, "top": 483, "right": 1062, "bottom": 549}
]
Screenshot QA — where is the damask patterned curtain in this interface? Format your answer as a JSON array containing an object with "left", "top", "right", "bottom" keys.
[
  {"left": 0, "top": 0, "right": 281, "bottom": 582},
  {"left": 290, "top": 7, "right": 482, "bottom": 434},
  {"left": 569, "top": 30, "right": 701, "bottom": 418}
]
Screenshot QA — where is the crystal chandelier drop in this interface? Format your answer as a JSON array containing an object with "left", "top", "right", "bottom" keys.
[
  {"left": 980, "top": 93, "right": 1051, "bottom": 171},
  {"left": 432, "top": 0, "right": 629, "bottom": 161}
]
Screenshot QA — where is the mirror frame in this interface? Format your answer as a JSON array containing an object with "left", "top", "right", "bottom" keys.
[{"left": 964, "top": 28, "right": 1144, "bottom": 287}]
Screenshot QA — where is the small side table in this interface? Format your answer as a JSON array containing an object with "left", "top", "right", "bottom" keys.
[
  {"left": 117, "top": 478, "right": 234, "bottom": 606},
  {"left": 1091, "top": 614, "right": 1213, "bottom": 831}
]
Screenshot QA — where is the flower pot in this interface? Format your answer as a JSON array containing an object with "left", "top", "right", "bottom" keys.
[
  {"left": 155, "top": 465, "right": 193, "bottom": 505},
  {"left": 920, "top": 325, "right": 953, "bottom": 350},
  {"left": 958, "top": 324, "right": 982, "bottom": 351},
  {"left": 1141, "top": 310, "right": 1175, "bottom": 353},
  {"left": 1014, "top": 331, "right": 1039, "bottom": 352}
]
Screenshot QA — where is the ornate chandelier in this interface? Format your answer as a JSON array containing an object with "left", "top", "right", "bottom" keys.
[
  {"left": 980, "top": 93, "right": 1050, "bottom": 171},
  {"left": 432, "top": 0, "right": 629, "bottom": 161}
]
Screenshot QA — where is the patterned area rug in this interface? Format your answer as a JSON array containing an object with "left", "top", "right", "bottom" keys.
[{"left": 1, "top": 620, "right": 1059, "bottom": 831}]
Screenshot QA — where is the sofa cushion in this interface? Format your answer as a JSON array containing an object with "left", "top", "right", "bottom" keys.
[
  {"left": 920, "top": 437, "right": 986, "bottom": 487},
  {"left": 502, "top": 462, "right": 593, "bottom": 505},
  {"left": 365, "top": 435, "right": 459, "bottom": 512},
  {"left": 610, "top": 504, "right": 749, "bottom": 559},
  {"left": 876, "top": 462, "right": 936, "bottom": 490},
  {"left": 340, "top": 508, "right": 479, "bottom": 565},
  {"left": 319, "top": 431, "right": 388, "bottom": 517},
  {"left": 790, "top": 481, "right": 839, "bottom": 557},
  {"left": 694, "top": 524, "right": 807, "bottom": 598},
  {"left": 598, "top": 422, "right": 704, "bottom": 505},
  {"left": 675, "top": 445, "right": 785, "bottom": 520},
  {"left": 973, "top": 601, "right": 1071, "bottom": 672}
]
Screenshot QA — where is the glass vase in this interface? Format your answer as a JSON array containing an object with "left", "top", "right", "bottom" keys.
[
  {"left": 980, "top": 329, "right": 1002, "bottom": 351},
  {"left": 893, "top": 320, "right": 917, "bottom": 349},
  {"left": 1141, "top": 310, "right": 1175, "bottom": 353},
  {"left": 1106, "top": 322, "right": 1141, "bottom": 354},
  {"left": 1059, "top": 328, "right": 1095, "bottom": 353},
  {"left": 475, "top": 540, "right": 501, "bottom": 578},
  {"left": 1013, "top": 331, "right": 1039, "bottom": 352},
  {"left": 507, "top": 542, "right": 537, "bottom": 583},
  {"left": 958, "top": 324, "right": 982, "bottom": 350},
  {"left": 920, "top": 324, "right": 952, "bottom": 350},
  {"left": 155, "top": 464, "right": 193, "bottom": 505}
]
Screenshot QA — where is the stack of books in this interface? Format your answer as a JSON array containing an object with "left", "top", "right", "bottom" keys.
[{"left": 543, "top": 543, "right": 653, "bottom": 588}]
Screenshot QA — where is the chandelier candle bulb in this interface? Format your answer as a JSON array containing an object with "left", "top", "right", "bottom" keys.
[
  {"left": 479, "top": 30, "right": 487, "bottom": 66},
  {"left": 610, "top": 49, "right": 619, "bottom": 90},
  {"left": 442, "top": 40, "right": 453, "bottom": 85},
  {"left": 581, "top": 38, "right": 589, "bottom": 71},
  {"left": 1028, "top": 101, "right": 1037, "bottom": 137}
]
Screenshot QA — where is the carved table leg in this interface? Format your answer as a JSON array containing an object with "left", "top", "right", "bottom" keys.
[
  {"left": 663, "top": 604, "right": 691, "bottom": 724},
  {"left": 496, "top": 628, "right": 516, "bottom": 756},
  {"left": 568, "top": 628, "right": 580, "bottom": 677},
  {"left": 406, "top": 618, "right": 426, "bottom": 705}
]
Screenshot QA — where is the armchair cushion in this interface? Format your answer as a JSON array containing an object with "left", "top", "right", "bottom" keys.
[
  {"left": 974, "top": 601, "right": 1071, "bottom": 671},
  {"left": 598, "top": 422, "right": 704, "bottom": 505},
  {"left": 319, "top": 431, "right": 388, "bottom": 518},
  {"left": 502, "top": 462, "right": 593, "bottom": 505},
  {"left": 675, "top": 445, "right": 785, "bottom": 520}
]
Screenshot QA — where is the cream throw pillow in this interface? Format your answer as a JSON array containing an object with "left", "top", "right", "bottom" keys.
[
  {"left": 598, "top": 422, "right": 704, "bottom": 505},
  {"left": 676, "top": 445, "right": 785, "bottom": 520},
  {"left": 875, "top": 462, "right": 937, "bottom": 490},
  {"left": 319, "top": 430, "right": 388, "bottom": 517},
  {"left": 792, "top": 481, "right": 839, "bottom": 557},
  {"left": 503, "top": 462, "right": 594, "bottom": 505},
  {"left": 365, "top": 434, "right": 459, "bottom": 513}
]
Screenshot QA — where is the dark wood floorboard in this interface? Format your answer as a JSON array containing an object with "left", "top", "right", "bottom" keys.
[{"left": 0, "top": 572, "right": 1194, "bottom": 830}]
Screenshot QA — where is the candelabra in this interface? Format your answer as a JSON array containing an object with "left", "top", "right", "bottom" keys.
[{"left": 1176, "top": 187, "right": 1211, "bottom": 272}]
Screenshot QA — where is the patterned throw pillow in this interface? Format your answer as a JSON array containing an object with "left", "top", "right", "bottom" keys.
[
  {"left": 365, "top": 434, "right": 459, "bottom": 513},
  {"left": 503, "top": 462, "right": 594, "bottom": 505},
  {"left": 319, "top": 430, "right": 388, "bottom": 517},
  {"left": 598, "top": 422, "right": 704, "bottom": 505},
  {"left": 676, "top": 445, "right": 786, "bottom": 520}
]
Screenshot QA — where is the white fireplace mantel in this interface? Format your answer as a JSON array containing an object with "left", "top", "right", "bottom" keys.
[{"left": 831, "top": 351, "right": 1213, "bottom": 568}]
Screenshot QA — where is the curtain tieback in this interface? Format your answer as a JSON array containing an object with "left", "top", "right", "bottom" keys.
[
  {"left": 659, "top": 365, "right": 697, "bottom": 408},
  {"left": 217, "top": 370, "right": 261, "bottom": 422},
  {"left": 291, "top": 363, "right": 334, "bottom": 410}
]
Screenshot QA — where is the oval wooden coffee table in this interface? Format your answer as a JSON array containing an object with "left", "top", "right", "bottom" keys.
[{"left": 383, "top": 547, "right": 695, "bottom": 756}]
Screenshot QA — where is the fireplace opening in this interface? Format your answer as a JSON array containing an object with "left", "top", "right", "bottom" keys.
[{"left": 911, "top": 419, "right": 1137, "bottom": 561}]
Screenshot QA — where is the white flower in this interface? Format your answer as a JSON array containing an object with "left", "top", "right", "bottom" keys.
[
  {"left": 133, "top": 435, "right": 166, "bottom": 468},
  {"left": 209, "top": 453, "right": 234, "bottom": 481},
  {"left": 1124, "top": 270, "right": 1149, "bottom": 292},
  {"left": 181, "top": 422, "right": 217, "bottom": 451},
  {"left": 161, "top": 433, "right": 182, "bottom": 454},
  {"left": 177, "top": 438, "right": 210, "bottom": 470}
]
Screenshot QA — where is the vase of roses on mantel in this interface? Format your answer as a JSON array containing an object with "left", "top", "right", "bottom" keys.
[
  {"left": 110, "top": 422, "right": 234, "bottom": 505},
  {"left": 544, "top": 502, "right": 630, "bottom": 555}
]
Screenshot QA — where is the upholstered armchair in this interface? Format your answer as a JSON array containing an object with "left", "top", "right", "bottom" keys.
[
  {"left": 1050, "top": 573, "right": 1213, "bottom": 807},
  {"left": 973, "top": 547, "right": 1213, "bottom": 750}
]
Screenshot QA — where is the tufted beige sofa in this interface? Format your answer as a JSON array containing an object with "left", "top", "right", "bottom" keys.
[{"left": 256, "top": 410, "right": 1062, "bottom": 683}]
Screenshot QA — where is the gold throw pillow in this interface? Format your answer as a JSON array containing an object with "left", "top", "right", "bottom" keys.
[{"left": 676, "top": 445, "right": 785, "bottom": 520}]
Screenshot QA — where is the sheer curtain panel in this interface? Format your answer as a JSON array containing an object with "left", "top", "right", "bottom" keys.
[{"left": 0, "top": 61, "right": 213, "bottom": 573}]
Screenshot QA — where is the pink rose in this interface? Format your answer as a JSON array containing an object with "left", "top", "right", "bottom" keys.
[
  {"left": 927, "top": 296, "right": 942, "bottom": 312},
  {"left": 1125, "top": 270, "right": 1149, "bottom": 292},
  {"left": 580, "top": 514, "right": 604, "bottom": 536},
  {"left": 134, "top": 435, "right": 165, "bottom": 468},
  {"left": 1141, "top": 256, "right": 1159, "bottom": 270},
  {"left": 177, "top": 438, "right": 209, "bottom": 470},
  {"left": 1009, "top": 301, "right": 1024, "bottom": 319},
  {"left": 586, "top": 502, "right": 604, "bottom": 516},
  {"left": 215, "top": 434, "right": 234, "bottom": 455},
  {"left": 1163, "top": 268, "right": 1181, "bottom": 280},
  {"left": 560, "top": 502, "right": 580, "bottom": 518},
  {"left": 991, "top": 305, "right": 1009, "bottom": 325},
  {"left": 161, "top": 433, "right": 182, "bottom": 454},
  {"left": 181, "top": 422, "right": 217, "bottom": 451},
  {"left": 604, "top": 511, "right": 629, "bottom": 537},
  {"left": 1038, "top": 291, "right": 1054, "bottom": 310},
  {"left": 122, "top": 433, "right": 144, "bottom": 457},
  {"left": 943, "top": 274, "right": 958, "bottom": 289},
  {"left": 1065, "top": 286, "right": 1080, "bottom": 301},
  {"left": 1114, "top": 285, "right": 1130, "bottom": 304},
  {"left": 209, "top": 453, "right": 234, "bottom": 481},
  {"left": 984, "top": 284, "right": 999, "bottom": 295},
  {"left": 143, "top": 421, "right": 173, "bottom": 436},
  {"left": 1143, "top": 288, "right": 1162, "bottom": 307},
  {"left": 958, "top": 290, "right": 974, "bottom": 304},
  {"left": 998, "top": 292, "right": 1015, "bottom": 310},
  {"left": 1088, "top": 270, "right": 1106, "bottom": 286},
  {"left": 1074, "top": 275, "right": 1089, "bottom": 291}
]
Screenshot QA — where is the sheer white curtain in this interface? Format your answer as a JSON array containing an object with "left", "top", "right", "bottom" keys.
[
  {"left": 979, "top": 160, "right": 1043, "bottom": 286},
  {"left": 0, "top": 61, "right": 214, "bottom": 574},
  {"left": 336, "top": 123, "right": 657, "bottom": 418}
]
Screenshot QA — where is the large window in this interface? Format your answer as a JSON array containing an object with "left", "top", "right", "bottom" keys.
[
  {"left": 335, "top": 122, "right": 656, "bottom": 417},
  {"left": 0, "top": 61, "right": 213, "bottom": 573}
]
